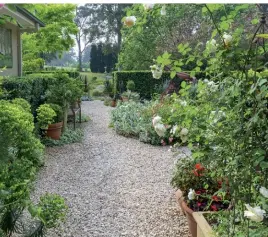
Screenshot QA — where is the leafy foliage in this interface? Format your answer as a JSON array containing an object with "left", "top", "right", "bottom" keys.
[{"left": 113, "top": 71, "right": 171, "bottom": 99}]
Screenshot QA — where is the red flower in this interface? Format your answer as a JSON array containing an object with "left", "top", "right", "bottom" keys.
[
  {"left": 197, "top": 202, "right": 202, "bottom": 207},
  {"left": 212, "top": 195, "right": 222, "bottom": 202},
  {"left": 195, "top": 163, "right": 205, "bottom": 171},
  {"left": 211, "top": 204, "right": 218, "bottom": 211},
  {"left": 195, "top": 190, "right": 201, "bottom": 195}
]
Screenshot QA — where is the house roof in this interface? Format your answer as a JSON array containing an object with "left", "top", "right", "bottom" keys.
[
  {"left": 15, "top": 6, "right": 45, "bottom": 27},
  {"left": 0, "top": 5, "right": 45, "bottom": 30}
]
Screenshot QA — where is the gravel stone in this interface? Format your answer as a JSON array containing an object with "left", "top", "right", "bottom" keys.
[{"left": 32, "top": 100, "right": 190, "bottom": 237}]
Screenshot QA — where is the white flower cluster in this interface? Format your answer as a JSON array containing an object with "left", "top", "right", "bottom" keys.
[
  {"left": 223, "top": 32, "right": 232, "bottom": 46},
  {"left": 244, "top": 186, "right": 268, "bottom": 222},
  {"left": 152, "top": 115, "right": 166, "bottom": 137},
  {"left": 188, "top": 189, "right": 195, "bottom": 200},
  {"left": 206, "top": 33, "right": 232, "bottom": 52},
  {"left": 203, "top": 79, "right": 219, "bottom": 92},
  {"left": 150, "top": 65, "right": 163, "bottom": 79},
  {"left": 160, "top": 5, "right": 166, "bottom": 16},
  {"left": 124, "top": 16, "right": 137, "bottom": 27},
  {"left": 170, "top": 125, "right": 188, "bottom": 143},
  {"left": 143, "top": 4, "right": 154, "bottom": 10},
  {"left": 210, "top": 110, "right": 226, "bottom": 124}
]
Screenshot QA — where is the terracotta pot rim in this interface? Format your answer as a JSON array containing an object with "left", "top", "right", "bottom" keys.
[{"left": 48, "top": 121, "right": 63, "bottom": 130}]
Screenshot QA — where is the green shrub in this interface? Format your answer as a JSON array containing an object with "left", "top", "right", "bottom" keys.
[
  {"left": 12, "top": 98, "right": 31, "bottom": 113},
  {"left": 126, "top": 80, "right": 135, "bottom": 91},
  {"left": 113, "top": 71, "right": 172, "bottom": 99},
  {"left": 2, "top": 73, "right": 55, "bottom": 114},
  {"left": 24, "top": 70, "right": 80, "bottom": 79},
  {"left": 110, "top": 100, "right": 161, "bottom": 144},
  {"left": 42, "top": 128, "right": 84, "bottom": 147},
  {"left": 92, "top": 89, "right": 103, "bottom": 97},
  {"left": 92, "top": 76, "right": 97, "bottom": 81},
  {"left": 36, "top": 104, "right": 56, "bottom": 129}
]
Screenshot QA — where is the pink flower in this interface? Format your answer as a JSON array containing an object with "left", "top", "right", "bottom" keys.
[
  {"left": 161, "top": 139, "right": 166, "bottom": 146},
  {"left": 0, "top": 4, "right": 5, "bottom": 9},
  {"left": 169, "top": 137, "right": 173, "bottom": 143}
]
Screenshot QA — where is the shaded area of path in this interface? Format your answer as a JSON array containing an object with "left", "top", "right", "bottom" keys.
[{"left": 33, "top": 101, "right": 190, "bottom": 237}]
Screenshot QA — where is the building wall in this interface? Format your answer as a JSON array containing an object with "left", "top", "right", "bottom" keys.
[{"left": 0, "top": 22, "right": 19, "bottom": 77}]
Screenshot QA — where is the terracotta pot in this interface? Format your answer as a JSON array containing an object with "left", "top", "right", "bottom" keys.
[
  {"left": 46, "top": 121, "right": 63, "bottom": 140},
  {"left": 111, "top": 100, "right": 116, "bottom": 107}
]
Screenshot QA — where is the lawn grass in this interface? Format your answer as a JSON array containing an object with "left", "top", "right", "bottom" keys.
[{"left": 80, "top": 72, "right": 106, "bottom": 97}]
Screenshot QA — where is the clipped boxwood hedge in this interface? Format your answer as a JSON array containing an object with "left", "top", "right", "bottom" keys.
[
  {"left": 113, "top": 71, "right": 172, "bottom": 99},
  {"left": 2, "top": 73, "right": 59, "bottom": 116},
  {"left": 24, "top": 70, "right": 80, "bottom": 79}
]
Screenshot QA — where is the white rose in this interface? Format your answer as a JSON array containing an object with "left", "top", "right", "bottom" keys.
[
  {"left": 244, "top": 204, "right": 266, "bottom": 222},
  {"left": 124, "top": 16, "right": 137, "bottom": 27},
  {"left": 154, "top": 123, "right": 166, "bottom": 137},
  {"left": 170, "top": 125, "right": 178, "bottom": 134},
  {"left": 180, "top": 100, "right": 187, "bottom": 107},
  {"left": 150, "top": 65, "right": 163, "bottom": 79},
  {"left": 180, "top": 128, "right": 189, "bottom": 136},
  {"left": 160, "top": 5, "right": 166, "bottom": 15},
  {"left": 223, "top": 33, "right": 232, "bottom": 45},
  {"left": 152, "top": 71, "right": 162, "bottom": 79},
  {"left": 143, "top": 4, "right": 154, "bottom": 10},
  {"left": 260, "top": 186, "right": 268, "bottom": 198},
  {"left": 152, "top": 115, "right": 162, "bottom": 127},
  {"left": 188, "top": 189, "right": 195, "bottom": 200}
]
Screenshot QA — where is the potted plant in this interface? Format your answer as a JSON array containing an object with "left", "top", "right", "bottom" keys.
[
  {"left": 36, "top": 104, "right": 63, "bottom": 140},
  {"left": 45, "top": 73, "right": 83, "bottom": 131},
  {"left": 171, "top": 157, "right": 230, "bottom": 237}
]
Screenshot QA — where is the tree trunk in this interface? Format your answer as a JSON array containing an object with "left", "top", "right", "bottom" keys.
[{"left": 78, "top": 43, "right": 82, "bottom": 72}]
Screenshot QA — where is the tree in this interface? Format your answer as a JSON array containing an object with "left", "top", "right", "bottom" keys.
[
  {"left": 90, "top": 44, "right": 98, "bottom": 72},
  {"left": 21, "top": 4, "right": 78, "bottom": 70},
  {"left": 82, "top": 46, "right": 91, "bottom": 67},
  {"left": 79, "top": 4, "right": 131, "bottom": 56},
  {"left": 75, "top": 6, "right": 97, "bottom": 71}
]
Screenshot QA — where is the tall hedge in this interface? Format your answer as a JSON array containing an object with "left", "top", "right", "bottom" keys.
[
  {"left": 113, "top": 71, "right": 172, "bottom": 99},
  {"left": 24, "top": 70, "right": 80, "bottom": 79},
  {"left": 1, "top": 74, "right": 56, "bottom": 115}
]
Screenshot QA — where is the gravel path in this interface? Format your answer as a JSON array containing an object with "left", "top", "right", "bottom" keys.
[{"left": 33, "top": 100, "right": 190, "bottom": 237}]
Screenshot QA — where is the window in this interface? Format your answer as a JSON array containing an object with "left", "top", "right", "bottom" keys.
[{"left": 0, "top": 27, "right": 13, "bottom": 68}]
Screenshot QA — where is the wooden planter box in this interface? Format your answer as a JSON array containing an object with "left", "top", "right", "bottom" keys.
[
  {"left": 193, "top": 212, "right": 214, "bottom": 237},
  {"left": 175, "top": 189, "right": 215, "bottom": 237}
]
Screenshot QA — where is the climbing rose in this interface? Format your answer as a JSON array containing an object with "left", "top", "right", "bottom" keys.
[
  {"left": 152, "top": 115, "right": 162, "bottom": 127},
  {"left": 188, "top": 189, "right": 195, "bottom": 200},
  {"left": 154, "top": 123, "right": 166, "bottom": 137},
  {"left": 260, "top": 186, "right": 268, "bottom": 198},
  {"left": 223, "top": 32, "right": 232, "bottom": 45},
  {"left": 124, "top": 16, "right": 136, "bottom": 27},
  {"left": 143, "top": 4, "right": 154, "bottom": 10},
  {"left": 160, "top": 5, "right": 166, "bottom": 15},
  {"left": 244, "top": 204, "right": 266, "bottom": 222}
]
